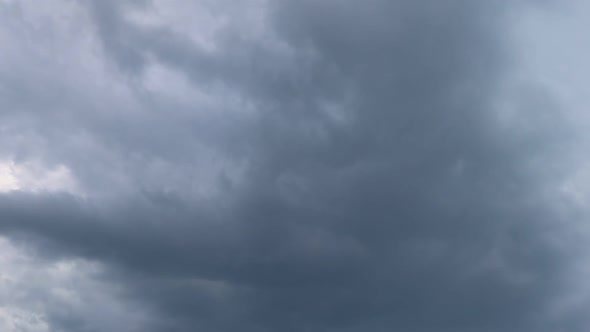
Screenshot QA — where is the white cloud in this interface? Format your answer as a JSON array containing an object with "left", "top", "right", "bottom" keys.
[{"left": 0, "top": 160, "right": 79, "bottom": 194}]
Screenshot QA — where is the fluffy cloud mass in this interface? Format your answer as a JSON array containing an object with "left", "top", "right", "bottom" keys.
[{"left": 1, "top": 0, "right": 590, "bottom": 331}]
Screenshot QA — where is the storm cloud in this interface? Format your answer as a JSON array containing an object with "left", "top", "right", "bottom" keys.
[{"left": 0, "top": 0, "right": 589, "bottom": 331}]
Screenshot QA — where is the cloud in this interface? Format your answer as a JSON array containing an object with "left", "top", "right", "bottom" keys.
[
  {"left": 0, "top": 0, "right": 588, "bottom": 331},
  {"left": 0, "top": 236, "right": 151, "bottom": 332}
]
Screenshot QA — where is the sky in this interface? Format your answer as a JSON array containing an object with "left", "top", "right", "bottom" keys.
[{"left": 1, "top": 0, "right": 590, "bottom": 331}]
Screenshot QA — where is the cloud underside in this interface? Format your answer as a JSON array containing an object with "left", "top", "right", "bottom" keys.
[{"left": 0, "top": 1, "right": 587, "bottom": 331}]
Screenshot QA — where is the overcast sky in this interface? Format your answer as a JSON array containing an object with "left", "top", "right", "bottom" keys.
[{"left": 1, "top": 0, "right": 590, "bottom": 331}]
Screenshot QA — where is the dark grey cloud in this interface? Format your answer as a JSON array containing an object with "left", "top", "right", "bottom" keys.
[{"left": 0, "top": 0, "right": 587, "bottom": 331}]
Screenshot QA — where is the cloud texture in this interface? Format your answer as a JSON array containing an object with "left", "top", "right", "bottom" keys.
[{"left": 0, "top": 0, "right": 589, "bottom": 331}]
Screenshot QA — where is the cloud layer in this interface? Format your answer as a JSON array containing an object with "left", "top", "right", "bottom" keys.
[{"left": 1, "top": 0, "right": 589, "bottom": 331}]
